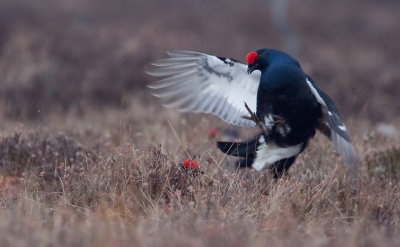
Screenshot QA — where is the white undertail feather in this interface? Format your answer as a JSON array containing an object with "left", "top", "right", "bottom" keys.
[{"left": 252, "top": 136, "right": 302, "bottom": 171}]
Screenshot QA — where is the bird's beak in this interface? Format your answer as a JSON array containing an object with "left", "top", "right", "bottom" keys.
[{"left": 247, "top": 64, "right": 257, "bottom": 74}]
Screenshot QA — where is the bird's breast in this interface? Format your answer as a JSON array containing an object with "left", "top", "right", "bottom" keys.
[{"left": 257, "top": 79, "right": 322, "bottom": 145}]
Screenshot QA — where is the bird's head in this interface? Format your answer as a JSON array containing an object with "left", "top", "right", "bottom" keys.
[{"left": 246, "top": 49, "right": 300, "bottom": 74}]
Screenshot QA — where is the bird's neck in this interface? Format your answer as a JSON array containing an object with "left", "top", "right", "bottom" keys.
[{"left": 259, "top": 63, "right": 304, "bottom": 91}]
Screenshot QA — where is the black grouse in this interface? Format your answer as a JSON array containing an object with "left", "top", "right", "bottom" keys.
[{"left": 147, "top": 49, "right": 358, "bottom": 178}]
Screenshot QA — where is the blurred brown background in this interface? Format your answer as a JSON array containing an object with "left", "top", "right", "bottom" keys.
[
  {"left": 0, "top": 2, "right": 399, "bottom": 245},
  {"left": 0, "top": 0, "right": 398, "bottom": 123}
]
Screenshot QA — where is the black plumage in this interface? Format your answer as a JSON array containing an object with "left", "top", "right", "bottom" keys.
[{"left": 148, "top": 49, "right": 358, "bottom": 178}]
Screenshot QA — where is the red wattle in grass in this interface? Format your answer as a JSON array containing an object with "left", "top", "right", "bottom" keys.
[
  {"left": 207, "top": 127, "right": 218, "bottom": 138},
  {"left": 182, "top": 159, "right": 199, "bottom": 169}
]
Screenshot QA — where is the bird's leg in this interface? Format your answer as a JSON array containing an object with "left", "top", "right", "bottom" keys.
[
  {"left": 242, "top": 102, "right": 270, "bottom": 135},
  {"left": 272, "top": 115, "right": 290, "bottom": 136},
  {"left": 272, "top": 115, "right": 285, "bottom": 125}
]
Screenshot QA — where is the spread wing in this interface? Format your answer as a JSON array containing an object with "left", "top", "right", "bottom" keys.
[
  {"left": 305, "top": 76, "right": 359, "bottom": 173},
  {"left": 147, "top": 50, "right": 261, "bottom": 127}
]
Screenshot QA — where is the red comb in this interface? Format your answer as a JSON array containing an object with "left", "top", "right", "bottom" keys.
[
  {"left": 245, "top": 51, "right": 258, "bottom": 65},
  {"left": 182, "top": 159, "right": 199, "bottom": 169}
]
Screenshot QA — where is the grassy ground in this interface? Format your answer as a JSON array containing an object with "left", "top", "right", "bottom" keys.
[
  {"left": 0, "top": 106, "right": 399, "bottom": 246},
  {"left": 0, "top": 0, "right": 399, "bottom": 246}
]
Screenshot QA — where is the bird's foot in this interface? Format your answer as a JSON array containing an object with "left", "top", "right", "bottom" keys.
[
  {"left": 272, "top": 115, "right": 285, "bottom": 125},
  {"left": 272, "top": 115, "right": 290, "bottom": 136},
  {"left": 241, "top": 102, "right": 269, "bottom": 135}
]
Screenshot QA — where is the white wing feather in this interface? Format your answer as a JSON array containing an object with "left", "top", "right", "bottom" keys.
[{"left": 147, "top": 50, "right": 260, "bottom": 127}]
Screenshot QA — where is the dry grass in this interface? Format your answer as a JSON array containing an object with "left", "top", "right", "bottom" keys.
[
  {"left": 0, "top": 0, "right": 400, "bottom": 246},
  {"left": 0, "top": 106, "right": 399, "bottom": 246}
]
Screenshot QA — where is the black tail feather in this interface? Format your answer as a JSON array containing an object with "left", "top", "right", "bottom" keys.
[
  {"left": 217, "top": 135, "right": 305, "bottom": 179},
  {"left": 217, "top": 137, "right": 258, "bottom": 158},
  {"left": 237, "top": 157, "right": 254, "bottom": 168}
]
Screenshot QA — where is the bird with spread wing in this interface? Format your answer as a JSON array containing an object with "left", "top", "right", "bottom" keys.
[{"left": 147, "top": 49, "right": 358, "bottom": 178}]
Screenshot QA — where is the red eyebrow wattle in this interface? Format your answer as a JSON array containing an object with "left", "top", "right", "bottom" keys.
[{"left": 246, "top": 51, "right": 258, "bottom": 65}]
